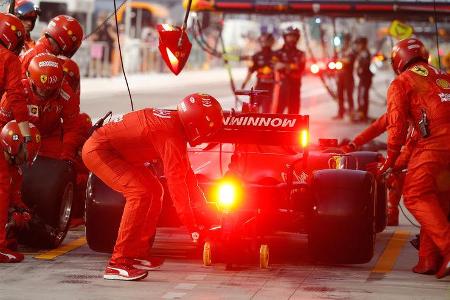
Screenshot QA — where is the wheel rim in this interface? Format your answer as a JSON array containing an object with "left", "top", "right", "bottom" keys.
[
  {"left": 59, "top": 182, "right": 74, "bottom": 232},
  {"left": 203, "top": 241, "right": 212, "bottom": 266},
  {"left": 259, "top": 244, "right": 269, "bottom": 269}
]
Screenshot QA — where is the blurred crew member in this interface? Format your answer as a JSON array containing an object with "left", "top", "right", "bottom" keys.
[
  {"left": 334, "top": 33, "right": 356, "bottom": 120},
  {"left": 342, "top": 112, "right": 418, "bottom": 225},
  {"left": 82, "top": 93, "right": 223, "bottom": 281},
  {"left": 20, "top": 15, "right": 83, "bottom": 77},
  {"left": 0, "top": 121, "right": 40, "bottom": 263},
  {"left": 1, "top": 53, "right": 82, "bottom": 163},
  {"left": 0, "top": 13, "right": 33, "bottom": 143},
  {"left": 379, "top": 38, "right": 450, "bottom": 279},
  {"left": 354, "top": 37, "right": 373, "bottom": 122},
  {"left": 272, "top": 26, "right": 306, "bottom": 114},
  {"left": 61, "top": 57, "right": 80, "bottom": 95},
  {"left": 241, "top": 32, "right": 276, "bottom": 112},
  {"left": 13, "top": 0, "right": 40, "bottom": 51}
]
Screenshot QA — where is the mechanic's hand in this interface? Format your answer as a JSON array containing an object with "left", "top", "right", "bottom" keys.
[
  {"left": 377, "top": 150, "right": 400, "bottom": 178},
  {"left": 341, "top": 141, "right": 357, "bottom": 153}
]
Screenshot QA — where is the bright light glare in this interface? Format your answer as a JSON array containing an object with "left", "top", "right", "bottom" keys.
[
  {"left": 310, "top": 64, "right": 320, "bottom": 74},
  {"left": 328, "top": 61, "right": 336, "bottom": 70},
  {"left": 166, "top": 47, "right": 179, "bottom": 69},
  {"left": 315, "top": 18, "right": 321, "bottom": 24},
  {"left": 300, "top": 129, "right": 309, "bottom": 148},
  {"left": 335, "top": 61, "right": 343, "bottom": 70},
  {"left": 218, "top": 182, "right": 236, "bottom": 207},
  {"left": 333, "top": 36, "right": 341, "bottom": 46}
]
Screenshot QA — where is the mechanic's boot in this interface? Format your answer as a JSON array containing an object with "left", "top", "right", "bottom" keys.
[
  {"left": 412, "top": 256, "right": 440, "bottom": 275},
  {"left": 104, "top": 261, "right": 148, "bottom": 281},
  {"left": 0, "top": 248, "right": 24, "bottom": 263},
  {"left": 436, "top": 254, "right": 450, "bottom": 279},
  {"left": 130, "top": 257, "right": 165, "bottom": 271}
]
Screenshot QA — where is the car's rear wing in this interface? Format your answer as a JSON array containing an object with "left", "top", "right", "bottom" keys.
[{"left": 209, "top": 112, "right": 309, "bottom": 146}]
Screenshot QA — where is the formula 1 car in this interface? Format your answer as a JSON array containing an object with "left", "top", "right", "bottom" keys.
[{"left": 85, "top": 107, "right": 387, "bottom": 268}]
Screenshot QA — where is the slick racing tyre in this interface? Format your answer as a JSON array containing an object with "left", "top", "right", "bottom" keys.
[
  {"left": 85, "top": 173, "right": 125, "bottom": 253},
  {"left": 21, "top": 156, "right": 75, "bottom": 248},
  {"left": 347, "top": 151, "right": 387, "bottom": 233},
  {"left": 309, "top": 169, "right": 376, "bottom": 264}
]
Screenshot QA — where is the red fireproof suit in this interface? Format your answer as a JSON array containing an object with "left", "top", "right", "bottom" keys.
[
  {"left": 23, "top": 34, "right": 36, "bottom": 53},
  {"left": 387, "top": 62, "right": 450, "bottom": 263},
  {"left": 0, "top": 158, "right": 24, "bottom": 249},
  {"left": 0, "top": 79, "right": 81, "bottom": 161},
  {"left": 352, "top": 112, "right": 417, "bottom": 224},
  {"left": 0, "top": 47, "right": 30, "bottom": 250},
  {"left": 82, "top": 108, "right": 205, "bottom": 262}
]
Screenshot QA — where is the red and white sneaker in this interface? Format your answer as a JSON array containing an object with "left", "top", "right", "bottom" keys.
[
  {"left": 104, "top": 262, "right": 148, "bottom": 281},
  {"left": 131, "top": 257, "right": 165, "bottom": 271},
  {"left": 0, "top": 248, "right": 24, "bottom": 263}
]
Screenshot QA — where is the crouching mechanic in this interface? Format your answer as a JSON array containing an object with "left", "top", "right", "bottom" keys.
[
  {"left": 82, "top": 93, "right": 223, "bottom": 281},
  {"left": 0, "top": 121, "right": 40, "bottom": 262},
  {"left": 21, "top": 53, "right": 81, "bottom": 162},
  {"left": 380, "top": 38, "right": 450, "bottom": 279},
  {"left": 342, "top": 112, "right": 418, "bottom": 225}
]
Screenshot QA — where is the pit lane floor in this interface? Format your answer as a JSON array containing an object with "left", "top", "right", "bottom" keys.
[{"left": 1, "top": 213, "right": 449, "bottom": 300}]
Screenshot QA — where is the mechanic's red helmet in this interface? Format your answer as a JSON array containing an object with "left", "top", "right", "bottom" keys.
[
  {"left": 45, "top": 15, "right": 83, "bottom": 58},
  {"left": 1, "top": 120, "right": 41, "bottom": 164},
  {"left": 177, "top": 93, "right": 224, "bottom": 146},
  {"left": 61, "top": 56, "right": 80, "bottom": 92},
  {"left": 0, "top": 12, "right": 26, "bottom": 54},
  {"left": 14, "top": 0, "right": 40, "bottom": 30},
  {"left": 27, "top": 53, "right": 64, "bottom": 93},
  {"left": 391, "top": 38, "right": 429, "bottom": 75}
]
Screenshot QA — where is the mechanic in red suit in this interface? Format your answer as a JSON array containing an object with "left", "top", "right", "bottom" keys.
[
  {"left": 343, "top": 112, "right": 418, "bottom": 226},
  {"left": 61, "top": 57, "right": 80, "bottom": 95},
  {"left": 271, "top": 26, "right": 306, "bottom": 114},
  {"left": 0, "top": 13, "right": 33, "bottom": 145},
  {"left": 0, "top": 53, "right": 81, "bottom": 163},
  {"left": 20, "top": 15, "right": 83, "bottom": 77},
  {"left": 13, "top": 0, "right": 40, "bottom": 52},
  {"left": 379, "top": 38, "right": 450, "bottom": 279},
  {"left": 82, "top": 93, "right": 223, "bottom": 281},
  {"left": 0, "top": 121, "right": 40, "bottom": 263}
]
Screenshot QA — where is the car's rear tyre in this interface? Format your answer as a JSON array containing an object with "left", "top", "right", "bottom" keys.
[
  {"left": 85, "top": 173, "right": 125, "bottom": 253},
  {"left": 21, "top": 156, "right": 75, "bottom": 248},
  {"left": 308, "top": 169, "right": 375, "bottom": 264}
]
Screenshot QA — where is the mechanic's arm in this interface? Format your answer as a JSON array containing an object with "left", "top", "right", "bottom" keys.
[
  {"left": 60, "top": 85, "right": 82, "bottom": 162},
  {"left": 349, "top": 113, "right": 388, "bottom": 150},
  {"left": 5, "top": 56, "right": 31, "bottom": 137},
  {"left": 241, "top": 58, "right": 257, "bottom": 89},
  {"left": 160, "top": 138, "right": 198, "bottom": 232},
  {"left": 381, "top": 80, "right": 410, "bottom": 172}
]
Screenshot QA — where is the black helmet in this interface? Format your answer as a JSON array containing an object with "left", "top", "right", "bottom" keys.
[
  {"left": 15, "top": 1, "right": 40, "bottom": 20},
  {"left": 282, "top": 26, "right": 300, "bottom": 38}
]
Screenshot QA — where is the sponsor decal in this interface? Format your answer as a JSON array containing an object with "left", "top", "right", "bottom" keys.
[
  {"left": 436, "top": 79, "right": 450, "bottom": 89},
  {"left": 12, "top": 134, "right": 19, "bottom": 141},
  {"left": 189, "top": 97, "right": 195, "bottom": 103},
  {"left": 410, "top": 65, "right": 428, "bottom": 77},
  {"left": 38, "top": 61, "right": 59, "bottom": 68},
  {"left": 49, "top": 75, "right": 59, "bottom": 84},
  {"left": 153, "top": 109, "right": 172, "bottom": 118},
  {"left": 224, "top": 115, "right": 297, "bottom": 128},
  {"left": 179, "top": 102, "right": 187, "bottom": 112},
  {"left": 28, "top": 105, "right": 39, "bottom": 117},
  {"left": 40, "top": 74, "right": 47, "bottom": 84},
  {"left": 201, "top": 97, "right": 212, "bottom": 107},
  {"left": 438, "top": 93, "right": 450, "bottom": 102}
]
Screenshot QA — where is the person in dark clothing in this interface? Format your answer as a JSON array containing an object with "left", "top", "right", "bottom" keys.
[
  {"left": 334, "top": 33, "right": 356, "bottom": 120},
  {"left": 271, "top": 26, "right": 306, "bottom": 114},
  {"left": 354, "top": 37, "right": 373, "bottom": 122},
  {"left": 241, "top": 33, "right": 276, "bottom": 112}
]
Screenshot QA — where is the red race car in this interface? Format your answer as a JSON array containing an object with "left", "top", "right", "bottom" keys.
[{"left": 85, "top": 101, "right": 387, "bottom": 269}]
